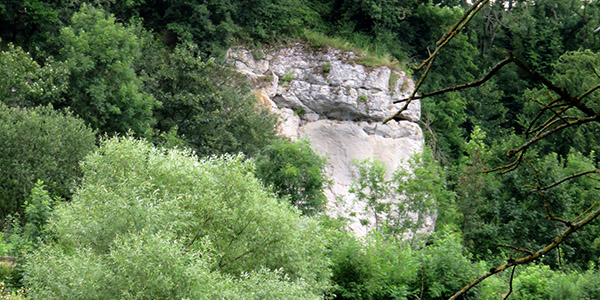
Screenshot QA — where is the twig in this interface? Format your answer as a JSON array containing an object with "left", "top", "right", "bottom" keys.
[
  {"left": 383, "top": 0, "right": 490, "bottom": 124},
  {"left": 571, "top": 198, "right": 599, "bottom": 223},
  {"left": 498, "top": 244, "right": 534, "bottom": 255},
  {"left": 576, "top": 84, "right": 600, "bottom": 102},
  {"left": 503, "top": 266, "right": 517, "bottom": 300},
  {"left": 419, "top": 265, "right": 425, "bottom": 300},
  {"left": 508, "top": 115, "right": 599, "bottom": 159},
  {"left": 532, "top": 169, "right": 600, "bottom": 191},
  {"left": 394, "top": 57, "right": 512, "bottom": 103}
]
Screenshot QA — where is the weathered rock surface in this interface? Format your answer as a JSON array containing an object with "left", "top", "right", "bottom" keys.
[{"left": 228, "top": 43, "right": 425, "bottom": 236}]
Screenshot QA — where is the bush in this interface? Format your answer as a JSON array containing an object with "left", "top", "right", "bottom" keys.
[
  {"left": 24, "top": 136, "right": 331, "bottom": 298},
  {"left": 0, "top": 43, "right": 68, "bottom": 107},
  {"left": 0, "top": 104, "right": 96, "bottom": 221},
  {"left": 255, "top": 139, "right": 328, "bottom": 215},
  {"left": 329, "top": 231, "right": 486, "bottom": 300}
]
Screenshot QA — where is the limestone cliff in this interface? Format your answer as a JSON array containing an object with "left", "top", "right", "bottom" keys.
[{"left": 228, "top": 43, "right": 426, "bottom": 235}]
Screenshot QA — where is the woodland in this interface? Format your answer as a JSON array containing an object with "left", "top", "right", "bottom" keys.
[{"left": 1, "top": 0, "right": 600, "bottom": 299}]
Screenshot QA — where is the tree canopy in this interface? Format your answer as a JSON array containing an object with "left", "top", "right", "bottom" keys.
[
  {"left": 24, "top": 136, "right": 330, "bottom": 299},
  {"left": 2, "top": 0, "right": 600, "bottom": 299}
]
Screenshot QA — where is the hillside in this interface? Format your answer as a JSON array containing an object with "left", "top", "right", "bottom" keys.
[{"left": 2, "top": 1, "right": 600, "bottom": 299}]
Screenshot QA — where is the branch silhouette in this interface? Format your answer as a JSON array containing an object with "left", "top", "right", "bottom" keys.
[{"left": 382, "top": 1, "right": 600, "bottom": 299}]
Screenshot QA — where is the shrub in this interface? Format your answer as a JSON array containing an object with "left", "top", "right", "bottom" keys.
[
  {"left": 329, "top": 231, "right": 485, "bottom": 300},
  {"left": 0, "top": 104, "right": 96, "bottom": 221},
  {"left": 255, "top": 139, "right": 328, "bottom": 215}
]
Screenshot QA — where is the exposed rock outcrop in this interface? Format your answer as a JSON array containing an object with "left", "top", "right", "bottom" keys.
[{"left": 228, "top": 43, "right": 426, "bottom": 236}]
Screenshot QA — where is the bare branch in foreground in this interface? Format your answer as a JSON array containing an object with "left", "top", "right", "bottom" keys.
[
  {"left": 498, "top": 244, "right": 534, "bottom": 255},
  {"left": 525, "top": 169, "right": 600, "bottom": 192},
  {"left": 383, "top": 0, "right": 490, "bottom": 124},
  {"left": 503, "top": 266, "right": 517, "bottom": 300},
  {"left": 394, "top": 57, "right": 512, "bottom": 103}
]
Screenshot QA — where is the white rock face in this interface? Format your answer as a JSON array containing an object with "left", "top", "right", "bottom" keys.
[{"left": 228, "top": 44, "right": 426, "bottom": 236}]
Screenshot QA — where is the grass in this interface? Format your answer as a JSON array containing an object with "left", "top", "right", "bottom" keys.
[
  {"left": 322, "top": 62, "right": 331, "bottom": 74},
  {"left": 358, "top": 94, "right": 367, "bottom": 103},
  {"left": 389, "top": 72, "right": 400, "bottom": 92},
  {"left": 280, "top": 72, "right": 295, "bottom": 86},
  {"left": 300, "top": 30, "right": 407, "bottom": 72}
]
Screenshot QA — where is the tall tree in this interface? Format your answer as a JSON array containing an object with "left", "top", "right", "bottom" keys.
[{"left": 58, "top": 4, "right": 157, "bottom": 136}]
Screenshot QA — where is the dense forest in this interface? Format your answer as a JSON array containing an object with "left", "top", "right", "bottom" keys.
[{"left": 1, "top": 0, "right": 600, "bottom": 299}]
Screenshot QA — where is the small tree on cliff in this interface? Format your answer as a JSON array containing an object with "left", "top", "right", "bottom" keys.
[
  {"left": 350, "top": 149, "right": 455, "bottom": 239},
  {"left": 255, "top": 138, "right": 329, "bottom": 215}
]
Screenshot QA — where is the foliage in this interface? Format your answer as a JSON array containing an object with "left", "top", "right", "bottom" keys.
[
  {"left": 0, "top": 282, "right": 25, "bottom": 300},
  {"left": 150, "top": 43, "right": 277, "bottom": 156},
  {"left": 350, "top": 148, "right": 456, "bottom": 237},
  {"left": 329, "top": 231, "right": 486, "bottom": 300},
  {"left": 0, "top": 182, "right": 56, "bottom": 289},
  {"left": 3, "top": 0, "right": 600, "bottom": 298},
  {"left": 350, "top": 158, "right": 392, "bottom": 230},
  {"left": 0, "top": 43, "right": 68, "bottom": 107},
  {"left": 23, "top": 136, "right": 331, "bottom": 298},
  {"left": 392, "top": 148, "right": 457, "bottom": 234},
  {"left": 0, "top": 0, "right": 62, "bottom": 58},
  {"left": 255, "top": 138, "right": 328, "bottom": 215},
  {"left": 58, "top": 4, "right": 157, "bottom": 136},
  {"left": 21, "top": 181, "right": 54, "bottom": 244},
  {"left": 130, "top": 0, "right": 319, "bottom": 53},
  {"left": 25, "top": 231, "right": 321, "bottom": 300},
  {"left": 457, "top": 127, "right": 600, "bottom": 268},
  {"left": 519, "top": 49, "right": 600, "bottom": 157},
  {"left": 0, "top": 104, "right": 96, "bottom": 221},
  {"left": 502, "top": 264, "right": 600, "bottom": 300}
]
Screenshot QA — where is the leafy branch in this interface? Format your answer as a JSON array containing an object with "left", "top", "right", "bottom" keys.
[{"left": 382, "top": 0, "right": 600, "bottom": 298}]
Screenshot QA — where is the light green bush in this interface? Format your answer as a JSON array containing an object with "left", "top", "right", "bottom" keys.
[{"left": 24, "top": 136, "right": 330, "bottom": 298}]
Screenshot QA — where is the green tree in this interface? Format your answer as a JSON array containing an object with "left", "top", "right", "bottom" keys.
[
  {"left": 58, "top": 4, "right": 157, "bottom": 135},
  {"left": 0, "top": 104, "right": 96, "bottom": 221},
  {"left": 350, "top": 149, "right": 455, "bottom": 237},
  {"left": 151, "top": 43, "right": 277, "bottom": 156},
  {"left": 0, "top": 0, "right": 62, "bottom": 57},
  {"left": 23, "top": 136, "right": 331, "bottom": 298},
  {"left": 255, "top": 138, "right": 328, "bottom": 215},
  {"left": 128, "top": 0, "right": 318, "bottom": 53},
  {"left": 350, "top": 158, "right": 392, "bottom": 230},
  {"left": 0, "top": 42, "right": 69, "bottom": 107}
]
